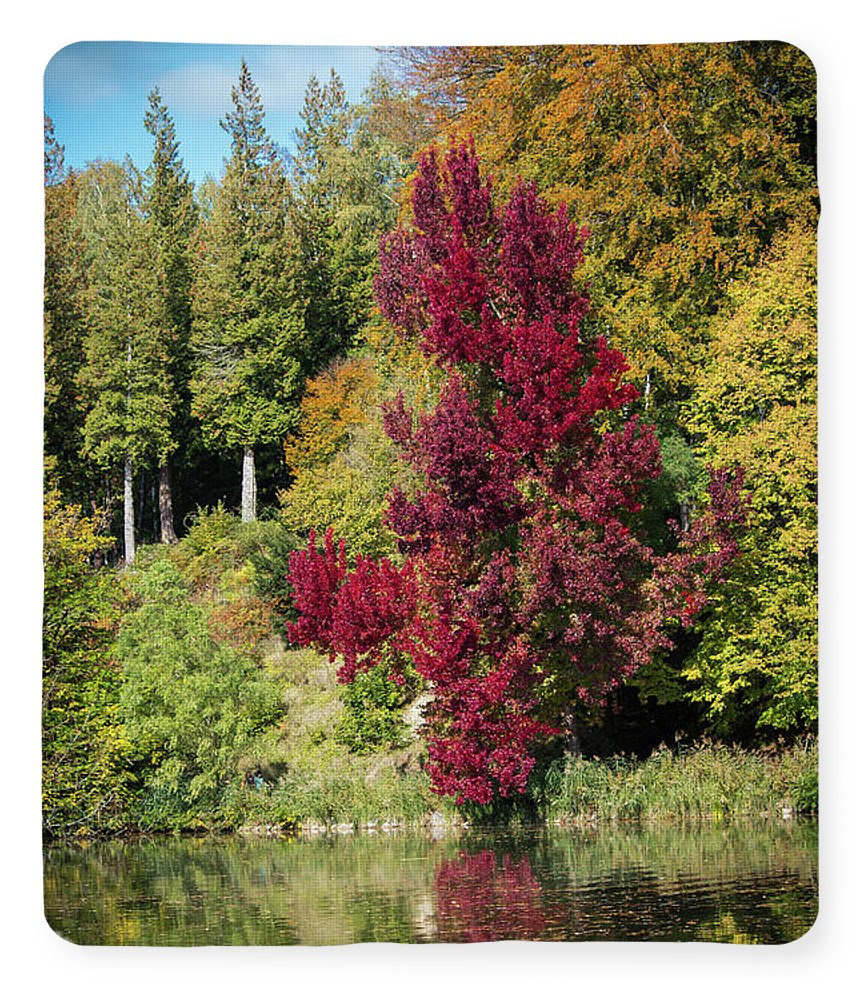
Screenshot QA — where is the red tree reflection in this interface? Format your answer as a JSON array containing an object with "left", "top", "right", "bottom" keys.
[{"left": 434, "top": 848, "right": 564, "bottom": 942}]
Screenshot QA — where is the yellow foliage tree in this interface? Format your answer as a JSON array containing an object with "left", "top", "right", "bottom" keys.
[
  {"left": 684, "top": 222, "right": 817, "bottom": 732},
  {"left": 393, "top": 43, "right": 818, "bottom": 412},
  {"left": 280, "top": 357, "right": 397, "bottom": 557}
]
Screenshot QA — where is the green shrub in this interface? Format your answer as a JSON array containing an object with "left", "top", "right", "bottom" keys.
[
  {"left": 116, "top": 557, "right": 283, "bottom": 829},
  {"left": 174, "top": 502, "right": 239, "bottom": 588},
  {"left": 42, "top": 492, "right": 135, "bottom": 838},
  {"left": 246, "top": 520, "right": 304, "bottom": 629},
  {"left": 335, "top": 655, "right": 419, "bottom": 753}
]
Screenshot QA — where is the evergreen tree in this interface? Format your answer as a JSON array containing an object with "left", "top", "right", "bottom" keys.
[
  {"left": 76, "top": 160, "right": 174, "bottom": 564},
  {"left": 291, "top": 71, "right": 409, "bottom": 363},
  {"left": 291, "top": 70, "right": 353, "bottom": 366},
  {"left": 143, "top": 87, "right": 197, "bottom": 543},
  {"left": 191, "top": 60, "right": 305, "bottom": 522},
  {"left": 44, "top": 116, "right": 90, "bottom": 504}
]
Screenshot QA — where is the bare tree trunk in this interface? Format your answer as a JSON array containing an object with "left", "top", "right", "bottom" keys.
[
  {"left": 241, "top": 445, "right": 256, "bottom": 523},
  {"left": 123, "top": 454, "right": 135, "bottom": 565},
  {"left": 158, "top": 463, "right": 178, "bottom": 543}
]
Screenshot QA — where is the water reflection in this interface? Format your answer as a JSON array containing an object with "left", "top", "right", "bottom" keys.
[
  {"left": 44, "top": 820, "right": 817, "bottom": 946},
  {"left": 435, "top": 849, "right": 561, "bottom": 942}
]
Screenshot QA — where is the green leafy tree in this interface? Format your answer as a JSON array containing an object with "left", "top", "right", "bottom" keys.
[
  {"left": 191, "top": 60, "right": 305, "bottom": 522},
  {"left": 76, "top": 159, "right": 175, "bottom": 563},
  {"left": 116, "top": 557, "right": 282, "bottom": 828},
  {"left": 143, "top": 87, "right": 197, "bottom": 543},
  {"left": 684, "top": 223, "right": 817, "bottom": 733},
  {"left": 42, "top": 492, "right": 134, "bottom": 837}
]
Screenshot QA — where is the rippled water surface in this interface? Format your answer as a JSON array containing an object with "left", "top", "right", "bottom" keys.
[{"left": 44, "top": 820, "right": 817, "bottom": 945}]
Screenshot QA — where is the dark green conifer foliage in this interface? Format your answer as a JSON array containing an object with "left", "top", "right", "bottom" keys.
[
  {"left": 143, "top": 88, "right": 197, "bottom": 542},
  {"left": 76, "top": 159, "right": 175, "bottom": 563},
  {"left": 44, "top": 116, "right": 90, "bottom": 504},
  {"left": 291, "top": 70, "right": 353, "bottom": 367},
  {"left": 191, "top": 60, "right": 305, "bottom": 522},
  {"left": 291, "top": 71, "right": 408, "bottom": 364}
]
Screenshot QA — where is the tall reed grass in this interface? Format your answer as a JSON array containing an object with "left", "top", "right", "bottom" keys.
[{"left": 535, "top": 741, "right": 818, "bottom": 822}]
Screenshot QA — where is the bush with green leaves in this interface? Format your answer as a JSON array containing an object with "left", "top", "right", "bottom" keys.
[
  {"left": 335, "top": 655, "right": 420, "bottom": 753},
  {"left": 42, "top": 492, "right": 136, "bottom": 838},
  {"left": 116, "top": 557, "right": 283, "bottom": 828},
  {"left": 172, "top": 502, "right": 262, "bottom": 589},
  {"left": 166, "top": 503, "right": 302, "bottom": 631}
]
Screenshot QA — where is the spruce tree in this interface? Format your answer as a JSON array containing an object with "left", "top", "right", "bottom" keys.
[
  {"left": 143, "top": 87, "right": 196, "bottom": 542},
  {"left": 191, "top": 60, "right": 304, "bottom": 522}
]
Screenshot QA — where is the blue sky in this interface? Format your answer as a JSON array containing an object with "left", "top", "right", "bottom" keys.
[{"left": 44, "top": 42, "right": 386, "bottom": 185}]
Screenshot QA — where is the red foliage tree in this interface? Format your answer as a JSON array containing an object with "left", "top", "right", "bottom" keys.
[{"left": 287, "top": 142, "right": 744, "bottom": 805}]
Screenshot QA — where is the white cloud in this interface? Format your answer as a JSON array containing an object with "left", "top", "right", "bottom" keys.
[
  {"left": 155, "top": 46, "right": 381, "bottom": 121},
  {"left": 156, "top": 62, "right": 240, "bottom": 118}
]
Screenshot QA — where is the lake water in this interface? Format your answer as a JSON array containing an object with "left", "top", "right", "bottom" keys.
[{"left": 44, "top": 819, "right": 817, "bottom": 945}]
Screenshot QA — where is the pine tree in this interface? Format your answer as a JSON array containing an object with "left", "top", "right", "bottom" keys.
[
  {"left": 143, "top": 87, "right": 196, "bottom": 543},
  {"left": 76, "top": 160, "right": 174, "bottom": 564},
  {"left": 191, "top": 60, "right": 305, "bottom": 522}
]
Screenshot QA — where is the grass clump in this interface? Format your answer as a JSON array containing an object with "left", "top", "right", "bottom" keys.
[
  {"left": 245, "top": 648, "right": 453, "bottom": 828},
  {"left": 537, "top": 741, "right": 818, "bottom": 822}
]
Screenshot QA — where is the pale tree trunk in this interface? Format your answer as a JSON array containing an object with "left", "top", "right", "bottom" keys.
[
  {"left": 241, "top": 445, "right": 257, "bottom": 523},
  {"left": 137, "top": 471, "right": 146, "bottom": 536},
  {"left": 124, "top": 300, "right": 135, "bottom": 564},
  {"left": 123, "top": 454, "right": 135, "bottom": 565},
  {"left": 158, "top": 463, "right": 178, "bottom": 543}
]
